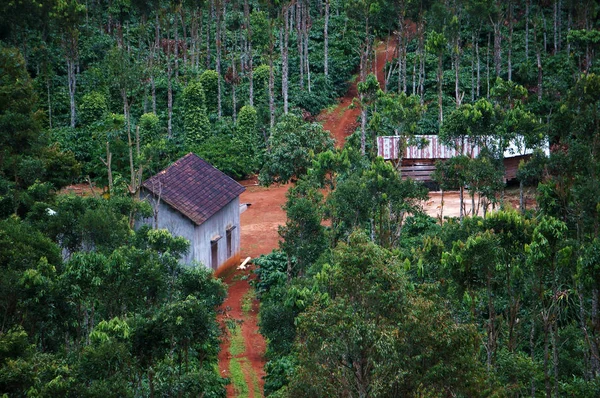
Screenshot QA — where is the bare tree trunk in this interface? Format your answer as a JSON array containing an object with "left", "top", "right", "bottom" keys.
[
  {"left": 174, "top": 9, "right": 179, "bottom": 78},
  {"left": 360, "top": 96, "right": 367, "bottom": 156},
  {"left": 531, "top": 320, "right": 537, "bottom": 398},
  {"left": 418, "top": 21, "right": 425, "bottom": 103},
  {"left": 508, "top": 1, "right": 513, "bottom": 81},
  {"left": 216, "top": 0, "right": 223, "bottom": 119},
  {"left": 526, "top": 0, "right": 530, "bottom": 61},
  {"left": 535, "top": 21, "right": 543, "bottom": 100},
  {"left": 282, "top": 5, "right": 289, "bottom": 114},
  {"left": 476, "top": 26, "right": 481, "bottom": 98},
  {"left": 552, "top": 323, "right": 559, "bottom": 397},
  {"left": 324, "top": 0, "right": 329, "bottom": 77},
  {"left": 232, "top": 50, "right": 237, "bottom": 122},
  {"left": 244, "top": 0, "right": 253, "bottom": 106},
  {"left": 167, "top": 22, "right": 173, "bottom": 137},
  {"left": 304, "top": 3, "right": 311, "bottom": 93},
  {"left": 492, "top": 19, "right": 502, "bottom": 77},
  {"left": 553, "top": 0, "right": 558, "bottom": 53},
  {"left": 486, "top": 33, "right": 491, "bottom": 98},
  {"left": 180, "top": 8, "right": 188, "bottom": 67},
  {"left": 66, "top": 35, "right": 78, "bottom": 128},
  {"left": 206, "top": 0, "right": 212, "bottom": 67},
  {"left": 269, "top": 42, "right": 275, "bottom": 129},
  {"left": 47, "top": 76, "right": 52, "bottom": 129},
  {"left": 297, "top": 0, "right": 304, "bottom": 90}
]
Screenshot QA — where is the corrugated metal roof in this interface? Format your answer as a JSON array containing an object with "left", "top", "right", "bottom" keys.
[{"left": 377, "top": 135, "right": 547, "bottom": 160}]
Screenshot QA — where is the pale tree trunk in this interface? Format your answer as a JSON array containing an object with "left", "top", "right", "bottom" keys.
[
  {"left": 269, "top": 41, "right": 275, "bottom": 129},
  {"left": 303, "top": 3, "right": 311, "bottom": 92},
  {"left": 216, "top": 0, "right": 223, "bottom": 119},
  {"left": 206, "top": 0, "right": 213, "bottom": 68},
  {"left": 324, "top": 0, "right": 329, "bottom": 77},
  {"left": 492, "top": 17, "right": 502, "bottom": 77},
  {"left": 282, "top": 5, "right": 290, "bottom": 114},
  {"left": 67, "top": 56, "right": 77, "bottom": 128},
  {"left": 180, "top": 8, "right": 188, "bottom": 68},
  {"left": 508, "top": 1, "right": 513, "bottom": 81},
  {"left": 174, "top": 9, "right": 179, "bottom": 78},
  {"left": 486, "top": 33, "right": 491, "bottom": 97},
  {"left": 526, "top": 0, "right": 530, "bottom": 60},
  {"left": 360, "top": 97, "right": 367, "bottom": 156},
  {"left": 454, "top": 34, "right": 462, "bottom": 106},
  {"left": 245, "top": 0, "right": 253, "bottom": 106},
  {"left": 232, "top": 50, "right": 237, "bottom": 122},
  {"left": 476, "top": 26, "right": 481, "bottom": 98},
  {"left": 167, "top": 21, "right": 173, "bottom": 137},
  {"left": 65, "top": 33, "right": 78, "bottom": 128},
  {"left": 531, "top": 321, "right": 536, "bottom": 398},
  {"left": 553, "top": 0, "right": 558, "bottom": 53},
  {"left": 534, "top": 20, "right": 543, "bottom": 100},
  {"left": 297, "top": 0, "right": 304, "bottom": 90},
  {"left": 437, "top": 52, "right": 443, "bottom": 125},
  {"left": 417, "top": 19, "right": 425, "bottom": 103}
]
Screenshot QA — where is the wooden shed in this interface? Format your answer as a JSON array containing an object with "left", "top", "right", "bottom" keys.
[
  {"left": 139, "top": 153, "right": 245, "bottom": 270},
  {"left": 377, "top": 135, "right": 546, "bottom": 183}
]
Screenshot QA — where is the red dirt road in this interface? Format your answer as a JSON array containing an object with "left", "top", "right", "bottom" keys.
[{"left": 216, "top": 38, "right": 400, "bottom": 398}]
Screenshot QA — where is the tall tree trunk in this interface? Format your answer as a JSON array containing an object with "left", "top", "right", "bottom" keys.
[
  {"left": 437, "top": 52, "right": 443, "bottom": 125},
  {"left": 492, "top": 18, "right": 502, "bottom": 77},
  {"left": 66, "top": 40, "right": 77, "bottom": 128},
  {"left": 531, "top": 320, "right": 537, "bottom": 398},
  {"left": 216, "top": 0, "right": 224, "bottom": 119},
  {"left": 486, "top": 33, "right": 491, "bottom": 97},
  {"left": 180, "top": 8, "right": 188, "bottom": 68},
  {"left": 282, "top": 5, "right": 289, "bottom": 114},
  {"left": 508, "top": 0, "right": 513, "bottom": 81},
  {"left": 47, "top": 75, "right": 52, "bottom": 129},
  {"left": 245, "top": 0, "right": 253, "bottom": 106},
  {"left": 269, "top": 40, "right": 275, "bottom": 129},
  {"left": 174, "top": 9, "right": 179, "bottom": 78},
  {"left": 526, "top": 0, "right": 530, "bottom": 61},
  {"left": 206, "top": 0, "right": 212, "bottom": 68},
  {"left": 324, "top": 0, "right": 329, "bottom": 77},
  {"left": 553, "top": 0, "right": 558, "bottom": 53},
  {"left": 167, "top": 22, "right": 173, "bottom": 137},
  {"left": 360, "top": 97, "right": 367, "bottom": 156},
  {"left": 535, "top": 21, "right": 543, "bottom": 100},
  {"left": 303, "top": 3, "right": 311, "bottom": 92},
  {"left": 476, "top": 28, "right": 481, "bottom": 98},
  {"left": 297, "top": 0, "right": 304, "bottom": 89}
]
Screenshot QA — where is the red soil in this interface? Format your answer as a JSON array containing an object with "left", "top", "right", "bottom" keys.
[
  {"left": 216, "top": 38, "right": 402, "bottom": 398},
  {"left": 216, "top": 181, "right": 289, "bottom": 398}
]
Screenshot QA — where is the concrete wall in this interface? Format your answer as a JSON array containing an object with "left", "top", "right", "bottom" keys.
[
  {"left": 138, "top": 189, "right": 241, "bottom": 269},
  {"left": 194, "top": 197, "right": 241, "bottom": 269}
]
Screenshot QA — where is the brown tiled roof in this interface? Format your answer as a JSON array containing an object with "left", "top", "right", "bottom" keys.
[{"left": 142, "top": 153, "right": 245, "bottom": 225}]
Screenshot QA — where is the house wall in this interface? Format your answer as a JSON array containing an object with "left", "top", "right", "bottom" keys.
[
  {"left": 194, "top": 197, "right": 241, "bottom": 270},
  {"left": 138, "top": 190, "right": 241, "bottom": 269}
]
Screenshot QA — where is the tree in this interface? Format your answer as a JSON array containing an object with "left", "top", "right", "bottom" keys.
[
  {"left": 181, "top": 79, "right": 211, "bottom": 148},
  {"left": 288, "top": 231, "right": 489, "bottom": 397},
  {"left": 259, "top": 113, "right": 334, "bottom": 185}
]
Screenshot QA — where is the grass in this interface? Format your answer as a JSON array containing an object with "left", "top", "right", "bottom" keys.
[
  {"left": 229, "top": 325, "right": 246, "bottom": 357},
  {"left": 229, "top": 358, "right": 249, "bottom": 398},
  {"left": 241, "top": 288, "right": 256, "bottom": 315}
]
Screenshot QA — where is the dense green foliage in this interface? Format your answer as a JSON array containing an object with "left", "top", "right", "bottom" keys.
[{"left": 2, "top": 0, "right": 600, "bottom": 396}]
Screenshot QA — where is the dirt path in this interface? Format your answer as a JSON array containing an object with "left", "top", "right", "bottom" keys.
[
  {"left": 216, "top": 180, "right": 289, "bottom": 398},
  {"left": 318, "top": 39, "right": 397, "bottom": 147},
  {"left": 215, "top": 38, "right": 402, "bottom": 398}
]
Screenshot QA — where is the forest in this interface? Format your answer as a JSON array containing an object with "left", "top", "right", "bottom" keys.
[{"left": 1, "top": 0, "right": 600, "bottom": 396}]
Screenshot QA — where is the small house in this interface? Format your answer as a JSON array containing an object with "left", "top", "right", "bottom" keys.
[{"left": 140, "top": 153, "right": 245, "bottom": 270}]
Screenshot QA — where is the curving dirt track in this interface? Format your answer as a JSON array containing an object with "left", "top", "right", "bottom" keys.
[{"left": 215, "top": 38, "right": 430, "bottom": 398}]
